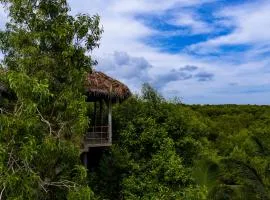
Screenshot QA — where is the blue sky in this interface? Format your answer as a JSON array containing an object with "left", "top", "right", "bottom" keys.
[{"left": 1, "top": 0, "right": 270, "bottom": 104}]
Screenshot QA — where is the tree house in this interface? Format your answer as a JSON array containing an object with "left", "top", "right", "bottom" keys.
[
  {"left": 81, "top": 71, "right": 131, "bottom": 153},
  {"left": 0, "top": 70, "right": 131, "bottom": 168}
]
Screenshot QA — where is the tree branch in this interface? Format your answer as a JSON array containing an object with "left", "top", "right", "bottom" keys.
[
  {"left": 37, "top": 108, "right": 52, "bottom": 135},
  {"left": 0, "top": 185, "right": 6, "bottom": 200}
]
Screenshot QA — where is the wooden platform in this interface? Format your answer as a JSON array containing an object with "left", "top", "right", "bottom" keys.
[{"left": 81, "top": 126, "right": 112, "bottom": 152}]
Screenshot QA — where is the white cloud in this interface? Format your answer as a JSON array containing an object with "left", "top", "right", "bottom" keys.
[
  {"left": 169, "top": 11, "right": 213, "bottom": 34},
  {"left": 190, "top": 1, "right": 270, "bottom": 49},
  {"left": 95, "top": 51, "right": 152, "bottom": 92},
  {"left": 0, "top": 0, "right": 268, "bottom": 104},
  {"left": 106, "top": 0, "right": 214, "bottom": 14},
  {"left": 0, "top": 6, "right": 8, "bottom": 29},
  {"left": 69, "top": 0, "right": 269, "bottom": 104}
]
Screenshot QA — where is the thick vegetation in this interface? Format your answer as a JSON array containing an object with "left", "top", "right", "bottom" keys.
[
  {"left": 0, "top": 0, "right": 269, "bottom": 199},
  {"left": 90, "top": 84, "right": 270, "bottom": 200},
  {"left": 0, "top": 0, "right": 102, "bottom": 199}
]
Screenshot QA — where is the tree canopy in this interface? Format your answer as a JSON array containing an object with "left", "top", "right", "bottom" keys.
[
  {"left": 0, "top": 0, "right": 102, "bottom": 199},
  {"left": 89, "top": 86, "right": 270, "bottom": 199},
  {"left": 0, "top": 1, "right": 269, "bottom": 200}
]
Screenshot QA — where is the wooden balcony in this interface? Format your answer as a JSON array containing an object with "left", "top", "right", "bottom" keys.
[{"left": 82, "top": 126, "right": 112, "bottom": 152}]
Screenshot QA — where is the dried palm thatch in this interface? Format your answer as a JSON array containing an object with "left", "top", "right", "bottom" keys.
[
  {"left": 0, "top": 70, "right": 131, "bottom": 102},
  {"left": 86, "top": 71, "right": 131, "bottom": 103}
]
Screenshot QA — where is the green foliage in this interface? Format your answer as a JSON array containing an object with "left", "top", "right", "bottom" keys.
[
  {"left": 89, "top": 86, "right": 270, "bottom": 200},
  {"left": 0, "top": 0, "right": 102, "bottom": 199},
  {"left": 0, "top": 1, "right": 269, "bottom": 198},
  {"left": 191, "top": 105, "right": 270, "bottom": 199}
]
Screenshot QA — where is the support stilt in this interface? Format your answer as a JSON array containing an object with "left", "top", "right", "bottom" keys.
[
  {"left": 108, "top": 99, "right": 112, "bottom": 144},
  {"left": 83, "top": 152, "right": 88, "bottom": 168}
]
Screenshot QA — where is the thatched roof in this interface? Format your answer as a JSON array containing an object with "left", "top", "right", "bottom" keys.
[
  {"left": 86, "top": 71, "right": 131, "bottom": 103},
  {"left": 0, "top": 70, "right": 131, "bottom": 103}
]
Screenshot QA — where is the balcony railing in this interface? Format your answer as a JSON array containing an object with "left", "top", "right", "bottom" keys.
[{"left": 84, "top": 126, "right": 111, "bottom": 147}]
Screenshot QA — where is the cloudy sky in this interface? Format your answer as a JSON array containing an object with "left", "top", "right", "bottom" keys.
[{"left": 2, "top": 0, "right": 270, "bottom": 104}]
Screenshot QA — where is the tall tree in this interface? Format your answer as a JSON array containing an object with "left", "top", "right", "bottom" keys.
[{"left": 0, "top": 0, "right": 102, "bottom": 199}]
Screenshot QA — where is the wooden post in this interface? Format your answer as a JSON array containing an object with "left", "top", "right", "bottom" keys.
[
  {"left": 99, "top": 100, "right": 103, "bottom": 125},
  {"left": 83, "top": 152, "right": 88, "bottom": 168},
  {"left": 108, "top": 99, "right": 112, "bottom": 144},
  {"left": 93, "top": 101, "right": 97, "bottom": 132}
]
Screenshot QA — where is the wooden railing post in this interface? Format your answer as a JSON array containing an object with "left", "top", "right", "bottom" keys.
[{"left": 108, "top": 99, "right": 112, "bottom": 144}]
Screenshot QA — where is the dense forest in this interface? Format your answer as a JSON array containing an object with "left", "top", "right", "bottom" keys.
[
  {"left": 0, "top": 0, "right": 269, "bottom": 199},
  {"left": 88, "top": 84, "right": 270, "bottom": 199}
]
